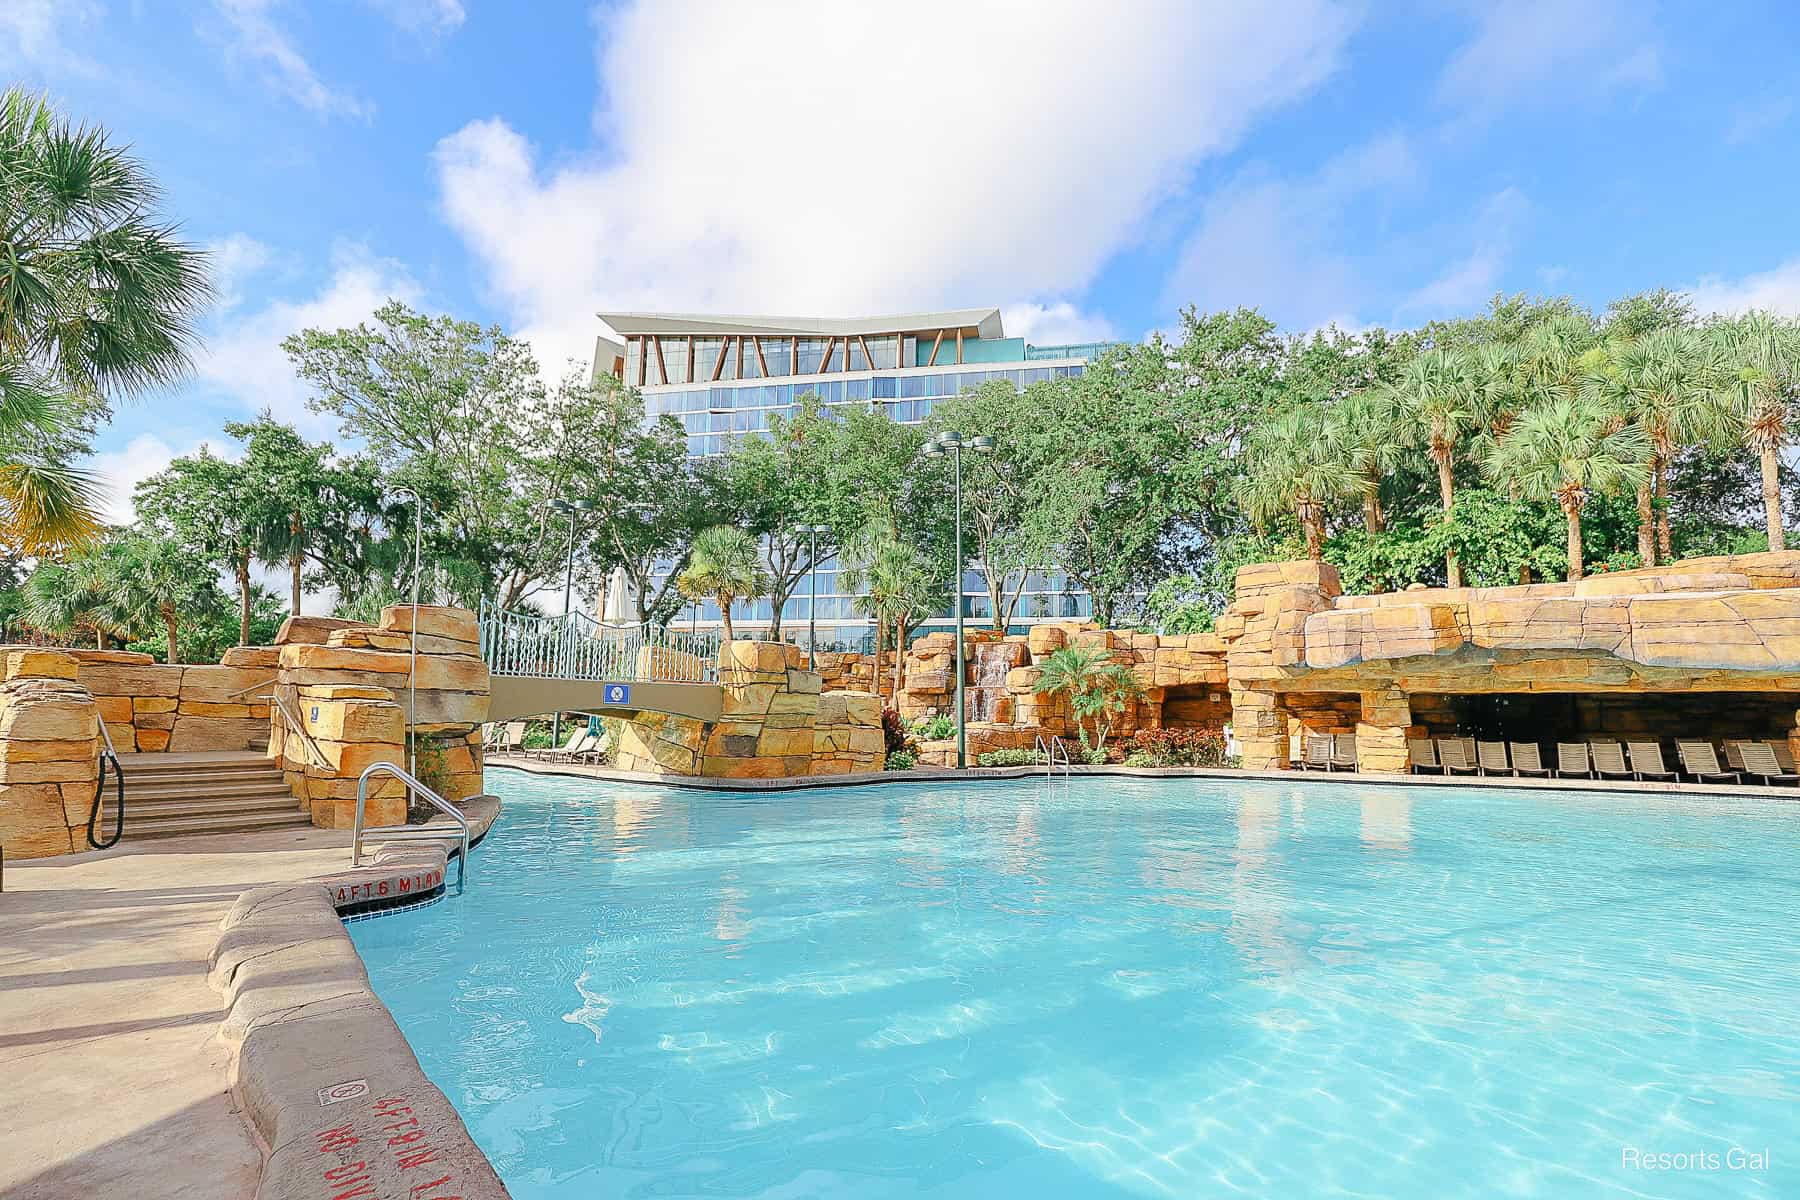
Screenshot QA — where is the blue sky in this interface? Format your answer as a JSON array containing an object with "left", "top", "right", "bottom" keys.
[{"left": 6, "top": 0, "right": 1800, "bottom": 521}]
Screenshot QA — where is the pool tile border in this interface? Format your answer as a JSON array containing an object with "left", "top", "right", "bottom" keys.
[
  {"left": 209, "top": 798, "right": 513, "bottom": 1200},
  {"left": 489, "top": 756, "right": 1800, "bottom": 802}
]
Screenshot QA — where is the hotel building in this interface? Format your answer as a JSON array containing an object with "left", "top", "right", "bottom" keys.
[{"left": 593, "top": 309, "right": 1109, "bottom": 645}]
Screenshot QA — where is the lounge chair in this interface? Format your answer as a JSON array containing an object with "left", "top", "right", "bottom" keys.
[
  {"left": 1437, "top": 738, "right": 1478, "bottom": 775},
  {"left": 1675, "top": 740, "right": 1738, "bottom": 784},
  {"left": 1458, "top": 737, "right": 1478, "bottom": 767},
  {"left": 1625, "top": 741, "right": 1677, "bottom": 782},
  {"left": 1329, "top": 733, "right": 1357, "bottom": 772},
  {"left": 1509, "top": 742, "right": 1552, "bottom": 778},
  {"left": 1476, "top": 740, "right": 1512, "bottom": 776},
  {"left": 1722, "top": 740, "right": 1748, "bottom": 772},
  {"left": 1768, "top": 741, "right": 1796, "bottom": 773},
  {"left": 1408, "top": 737, "right": 1442, "bottom": 774},
  {"left": 1738, "top": 742, "right": 1800, "bottom": 785},
  {"left": 1555, "top": 742, "right": 1591, "bottom": 778},
  {"left": 532, "top": 729, "right": 587, "bottom": 761},
  {"left": 1302, "top": 734, "right": 1333, "bottom": 771},
  {"left": 1588, "top": 741, "right": 1636, "bottom": 780}
]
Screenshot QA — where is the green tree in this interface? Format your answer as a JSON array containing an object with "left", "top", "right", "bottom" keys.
[
  {"left": 20, "top": 551, "right": 119, "bottom": 647},
  {"left": 1707, "top": 313, "right": 1800, "bottom": 553},
  {"left": 1325, "top": 388, "right": 1410, "bottom": 535},
  {"left": 283, "top": 302, "right": 583, "bottom": 608},
  {"left": 841, "top": 528, "right": 942, "bottom": 697},
  {"left": 136, "top": 448, "right": 264, "bottom": 644},
  {"left": 1237, "top": 405, "right": 1353, "bottom": 559},
  {"left": 1489, "top": 396, "right": 1651, "bottom": 579},
  {"left": 1390, "top": 349, "right": 1482, "bottom": 586},
  {"left": 226, "top": 415, "right": 337, "bottom": 616},
  {"left": 0, "top": 87, "right": 209, "bottom": 551},
  {"left": 922, "top": 381, "right": 1034, "bottom": 629},
  {"left": 105, "top": 531, "right": 220, "bottom": 662},
  {"left": 1031, "top": 644, "right": 1146, "bottom": 761},
  {"left": 1591, "top": 330, "right": 1717, "bottom": 564},
  {"left": 675, "top": 525, "right": 768, "bottom": 642}
]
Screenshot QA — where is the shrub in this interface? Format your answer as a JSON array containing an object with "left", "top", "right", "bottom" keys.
[
  {"left": 911, "top": 714, "right": 956, "bottom": 741},
  {"left": 881, "top": 706, "right": 909, "bottom": 753},
  {"left": 1114, "top": 728, "right": 1230, "bottom": 767},
  {"left": 976, "top": 748, "right": 1044, "bottom": 767},
  {"left": 884, "top": 748, "right": 918, "bottom": 771}
]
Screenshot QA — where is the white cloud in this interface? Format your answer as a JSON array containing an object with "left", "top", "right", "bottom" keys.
[
  {"left": 1398, "top": 188, "right": 1526, "bottom": 316},
  {"left": 1161, "top": 134, "right": 1419, "bottom": 330},
  {"left": 368, "top": 0, "right": 465, "bottom": 37},
  {"left": 1685, "top": 259, "right": 1800, "bottom": 319},
  {"left": 0, "top": 0, "right": 100, "bottom": 75},
  {"left": 435, "top": 0, "right": 1356, "bottom": 373},
  {"left": 1001, "top": 302, "right": 1115, "bottom": 347},
  {"left": 210, "top": 0, "right": 371, "bottom": 117},
  {"left": 1726, "top": 93, "right": 1795, "bottom": 146},
  {"left": 205, "top": 232, "right": 276, "bottom": 314},
  {"left": 90, "top": 434, "right": 232, "bottom": 526},
  {"left": 196, "top": 240, "right": 421, "bottom": 431},
  {"left": 1436, "top": 0, "right": 1661, "bottom": 118}
]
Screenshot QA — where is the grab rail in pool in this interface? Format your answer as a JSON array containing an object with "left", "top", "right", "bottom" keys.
[
  {"left": 1035, "top": 734, "right": 1072, "bottom": 779},
  {"left": 353, "top": 761, "right": 470, "bottom": 891}
]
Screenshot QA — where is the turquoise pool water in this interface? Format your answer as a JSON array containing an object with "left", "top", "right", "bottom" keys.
[{"left": 350, "top": 771, "right": 1798, "bottom": 1198}]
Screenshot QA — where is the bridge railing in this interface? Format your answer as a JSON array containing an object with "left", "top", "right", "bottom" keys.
[{"left": 479, "top": 599, "right": 720, "bottom": 682}]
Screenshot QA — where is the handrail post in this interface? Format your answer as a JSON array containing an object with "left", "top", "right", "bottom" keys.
[{"left": 354, "top": 761, "right": 471, "bottom": 890}]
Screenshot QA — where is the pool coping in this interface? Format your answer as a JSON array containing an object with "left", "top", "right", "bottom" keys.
[
  {"left": 208, "top": 797, "right": 515, "bottom": 1200},
  {"left": 488, "top": 754, "right": 1800, "bottom": 803}
]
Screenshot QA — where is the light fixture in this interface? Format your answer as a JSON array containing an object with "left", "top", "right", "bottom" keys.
[{"left": 970, "top": 435, "right": 996, "bottom": 454}]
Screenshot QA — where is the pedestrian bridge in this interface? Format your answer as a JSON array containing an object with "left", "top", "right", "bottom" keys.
[{"left": 479, "top": 603, "right": 725, "bottom": 724}]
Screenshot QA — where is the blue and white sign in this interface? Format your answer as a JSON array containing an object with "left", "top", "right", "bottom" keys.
[{"left": 603, "top": 683, "right": 631, "bottom": 705}]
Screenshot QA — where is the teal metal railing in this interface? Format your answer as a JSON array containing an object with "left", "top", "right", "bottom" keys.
[{"left": 478, "top": 599, "right": 720, "bottom": 683}]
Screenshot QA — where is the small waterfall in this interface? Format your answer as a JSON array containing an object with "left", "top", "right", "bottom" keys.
[{"left": 967, "top": 640, "right": 1026, "bottom": 722}]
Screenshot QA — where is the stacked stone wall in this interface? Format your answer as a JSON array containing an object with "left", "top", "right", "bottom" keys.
[
  {"left": 0, "top": 650, "right": 102, "bottom": 858},
  {"left": 67, "top": 649, "right": 278, "bottom": 753}
]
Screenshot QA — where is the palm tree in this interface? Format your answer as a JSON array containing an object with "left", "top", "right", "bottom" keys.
[
  {"left": 1590, "top": 330, "right": 1717, "bottom": 564},
  {"left": 841, "top": 528, "right": 940, "bottom": 699},
  {"left": 1324, "top": 390, "right": 1408, "bottom": 535},
  {"left": 1031, "top": 644, "right": 1146, "bottom": 761},
  {"left": 676, "top": 525, "right": 768, "bottom": 643},
  {"left": 106, "top": 533, "right": 216, "bottom": 662},
  {"left": 20, "top": 550, "right": 121, "bottom": 648},
  {"left": 1391, "top": 350, "right": 1482, "bottom": 586},
  {"left": 1236, "top": 406, "right": 1354, "bottom": 559},
  {"left": 1490, "top": 397, "right": 1651, "bottom": 580},
  {"left": 1707, "top": 313, "right": 1799, "bottom": 552},
  {"left": 0, "top": 88, "right": 209, "bottom": 551}
]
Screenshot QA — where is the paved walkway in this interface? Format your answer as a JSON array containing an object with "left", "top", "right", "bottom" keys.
[{"left": 0, "top": 827, "right": 352, "bottom": 1200}]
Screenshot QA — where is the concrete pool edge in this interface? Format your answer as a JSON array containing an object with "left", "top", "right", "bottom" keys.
[
  {"left": 207, "top": 798, "right": 513, "bottom": 1200},
  {"left": 488, "top": 755, "right": 1800, "bottom": 802}
]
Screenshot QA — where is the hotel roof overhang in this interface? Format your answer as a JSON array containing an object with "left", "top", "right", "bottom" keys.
[{"left": 596, "top": 308, "right": 1005, "bottom": 341}]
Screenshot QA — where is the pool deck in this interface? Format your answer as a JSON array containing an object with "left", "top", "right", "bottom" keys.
[
  {"left": 0, "top": 826, "right": 351, "bottom": 1200},
  {"left": 488, "top": 753, "right": 1800, "bottom": 801}
]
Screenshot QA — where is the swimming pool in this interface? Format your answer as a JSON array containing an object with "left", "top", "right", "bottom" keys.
[{"left": 350, "top": 771, "right": 1798, "bottom": 1198}]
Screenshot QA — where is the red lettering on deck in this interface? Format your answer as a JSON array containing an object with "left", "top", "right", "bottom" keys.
[
  {"left": 396, "top": 1147, "right": 439, "bottom": 1171},
  {"left": 408, "top": 1177, "right": 460, "bottom": 1200},
  {"left": 317, "top": 1124, "right": 359, "bottom": 1154}
]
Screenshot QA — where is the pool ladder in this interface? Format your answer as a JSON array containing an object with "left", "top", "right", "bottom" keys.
[
  {"left": 353, "top": 762, "right": 471, "bottom": 892},
  {"left": 1035, "top": 733, "right": 1072, "bottom": 779}
]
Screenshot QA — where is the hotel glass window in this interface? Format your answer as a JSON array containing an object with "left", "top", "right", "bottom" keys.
[
  {"left": 738, "top": 338, "right": 762, "bottom": 379},
  {"left": 657, "top": 337, "right": 689, "bottom": 385},
  {"left": 692, "top": 337, "right": 723, "bottom": 383},
  {"left": 761, "top": 337, "right": 793, "bottom": 377},
  {"left": 796, "top": 337, "right": 828, "bottom": 375},
  {"left": 624, "top": 339, "right": 643, "bottom": 384}
]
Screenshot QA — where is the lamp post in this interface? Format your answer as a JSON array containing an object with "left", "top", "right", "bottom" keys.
[
  {"left": 389, "top": 488, "right": 424, "bottom": 776},
  {"left": 797, "top": 523, "right": 831, "bottom": 669},
  {"left": 548, "top": 497, "right": 596, "bottom": 748},
  {"left": 921, "top": 430, "right": 995, "bottom": 768}
]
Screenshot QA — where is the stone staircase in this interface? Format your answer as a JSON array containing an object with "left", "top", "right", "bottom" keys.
[{"left": 106, "top": 751, "right": 311, "bottom": 840}]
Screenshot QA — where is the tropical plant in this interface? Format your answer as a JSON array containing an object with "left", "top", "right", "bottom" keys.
[
  {"left": 842, "top": 529, "right": 940, "bottom": 698},
  {"left": 1031, "top": 644, "right": 1146, "bottom": 759},
  {"left": 1390, "top": 350, "right": 1482, "bottom": 586},
  {"left": 105, "top": 531, "right": 219, "bottom": 662},
  {"left": 1118, "top": 728, "right": 1230, "bottom": 767},
  {"left": 976, "top": 748, "right": 1044, "bottom": 767},
  {"left": 1707, "top": 313, "right": 1800, "bottom": 552},
  {"left": 0, "top": 87, "right": 209, "bottom": 551},
  {"left": 1489, "top": 396, "right": 1651, "bottom": 580},
  {"left": 883, "top": 748, "right": 918, "bottom": 771},
  {"left": 1236, "top": 405, "right": 1353, "bottom": 559},
  {"left": 1325, "top": 388, "right": 1410, "bottom": 535},
  {"left": 675, "top": 525, "right": 768, "bottom": 642},
  {"left": 19, "top": 551, "right": 119, "bottom": 647},
  {"left": 911, "top": 714, "right": 956, "bottom": 741}
]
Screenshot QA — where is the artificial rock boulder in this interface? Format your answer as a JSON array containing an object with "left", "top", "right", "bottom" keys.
[{"left": 0, "top": 649, "right": 102, "bottom": 857}]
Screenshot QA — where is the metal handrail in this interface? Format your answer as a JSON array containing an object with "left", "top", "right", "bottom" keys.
[
  {"left": 353, "top": 761, "right": 470, "bottom": 890},
  {"left": 1035, "top": 733, "right": 1072, "bottom": 778},
  {"left": 224, "top": 675, "right": 280, "bottom": 698},
  {"left": 479, "top": 597, "right": 720, "bottom": 683},
  {"left": 267, "top": 691, "right": 332, "bottom": 772}
]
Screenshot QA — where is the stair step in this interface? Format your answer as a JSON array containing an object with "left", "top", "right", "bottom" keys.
[
  {"left": 120, "top": 765, "right": 285, "bottom": 783},
  {"left": 121, "top": 809, "right": 313, "bottom": 839},
  {"left": 124, "top": 782, "right": 294, "bottom": 803},
  {"left": 108, "top": 794, "right": 302, "bottom": 820}
]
